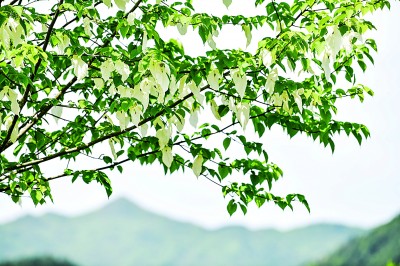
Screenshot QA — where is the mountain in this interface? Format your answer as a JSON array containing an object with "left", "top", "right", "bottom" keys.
[
  {"left": 0, "top": 198, "right": 364, "bottom": 266},
  {"left": 313, "top": 214, "right": 400, "bottom": 266}
]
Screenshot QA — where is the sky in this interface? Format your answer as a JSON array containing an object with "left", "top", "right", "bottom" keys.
[{"left": 0, "top": 1, "right": 399, "bottom": 231}]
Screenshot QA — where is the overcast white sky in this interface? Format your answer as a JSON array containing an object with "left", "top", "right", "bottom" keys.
[{"left": 0, "top": 1, "right": 399, "bottom": 230}]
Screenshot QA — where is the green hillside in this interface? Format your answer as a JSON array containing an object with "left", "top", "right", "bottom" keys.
[
  {"left": 313, "top": 214, "right": 400, "bottom": 266},
  {"left": 0, "top": 198, "right": 364, "bottom": 266}
]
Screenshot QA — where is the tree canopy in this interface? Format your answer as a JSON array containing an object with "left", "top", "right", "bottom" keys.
[{"left": 0, "top": 0, "right": 393, "bottom": 215}]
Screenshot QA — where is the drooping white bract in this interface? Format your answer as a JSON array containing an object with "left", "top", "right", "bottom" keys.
[
  {"left": 117, "top": 85, "right": 132, "bottom": 98},
  {"left": 176, "top": 16, "right": 190, "bottom": 35},
  {"left": 292, "top": 88, "right": 304, "bottom": 113},
  {"left": 142, "top": 31, "right": 148, "bottom": 52},
  {"left": 149, "top": 60, "right": 170, "bottom": 93},
  {"left": 133, "top": 83, "right": 150, "bottom": 111},
  {"left": 156, "top": 126, "right": 171, "bottom": 149},
  {"left": 177, "top": 75, "right": 190, "bottom": 99},
  {"left": 1, "top": 86, "right": 20, "bottom": 115},
  {"left": 236, "top": 102, "right": 250, "bottom": 130},
  {"left": 102, "top": 0, "right": 111, "bottom": 8},
  {"left": 266, "top": 68, "right": 278, "bottom": 94},
  {"left": 0, "top": 26, "right": 11, "bottom": 49},
  {"left": 83, "top": 17, "right": 92, "bottom": 37},
  {"left": 261, "top": 49, "right": 275, "bottom": 68},
  {"left": 114, "top": 0, "right": 128, "bottom": 10},
  {"left": 55, "top": 32, "right": 70, "bottom": 54},
  {"left": 207, "top": 34, "right": 217, "bottom": 50},
  {"left": 188, "top": 81, "right": 204, "bottom": 104},
  {"left": 94, "top": 78, "right": 104, "bottom": 89},
  {"left": 342, "top": 31, "right": 362, "bottom": 54},
  {"left": 269, "top": 93, "right": 282, "bottom": 107},
  {"left": 210, "top": 99, "right": 221, "bottom": 120},
  {"left": 168, "top": 75, "right": 178, "bottom": 100},
  {"left": 189, "top": 108, "right": 199, "bottom": 128},
  {"left": 168, "top": 113, "right": 185, "bottom": 132},
  {"left": 207, "top": 67, "right": 221, "bottom": 91},
  {"left": 231, "top": 68, "right": 247, "bottom": 98},
  {"left": 108, "top": 139, "right": 117, "bottom": 160},
  {"left": 177, "top": 23, "right": 188, "bottom": 35},
  {"left": 140, "top": 124, "right": 148, "bottom": 137},
  {"left": 100, "top": 59, "right": 115, "bottom": 81},
  {"left": 192, "top": 155, "right": 203, "bottom": 177},
  {"left": 223, "top": 0, "right": 232, "bottom": 8},
  {"left": 71, "top": 55, "right": 88, "bottom": 81},
  {"left": 321, "top": 52, "right": 331, "bottom": 81},
  {"left": 280, "top": 91, "right": 290, "bottom": 113},
  {"left": 5, "top": 17, "right": 25, "bottom": 47},
  {"left": 116, "top": 111, "right": 129, "bottom": 130},
  {"left": 51, "top": 105, "right": 63, "bottom": 124},
  {"left": 242, "top": 25, "right": 252, "bottom": 47},
  {"left": 326, "top": 26, "right": 342, "bottom": 60},
  {"left": 127, "top": 13, "right": 136, "bottom": 26},
  {"left": 161, "top": 146, "right": 173, "bottom": 168},
  {"left": 115, "top": 60, "right": 130, "bottom": 82},
  {"left": 129, "top": 104, "right": 142, "bottom": 126}
]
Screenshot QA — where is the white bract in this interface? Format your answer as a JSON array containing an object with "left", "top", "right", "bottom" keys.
[
  {"left": 326, "top": 26, "right": 342, "bottom": 60},
  {"left": 129, "top": 104, "right": 142, "bottom": 126},
  {"left": 115, "top": 60, "right": 130, "bottom": 82},
  {"left": 108, "top": 139, "right": 117, "bottom": 160},
  {"left": 115, "top": 0, "right": 128, "bottom": 10},
  {"left": 5, "top": 18, "right": 25, "bottom": 47},
  {"left": 51, "top": 106, "right": 63, "bottom": 124},
  {"left": 72, "top": 55, "right": 88, "bottom": 81},
  {"left": 116, "top": 111, "right": 129, "bottom": 130},
  {"left": 266, "top": 68, "right": 278, "bottom": 94},
  {"left": 188, "top": 81, "right": 204, "bottom": 104},
  {"left": 0, "top": 86, "right": 20, "bottom": 115},
  {"left": 231, "top": 69, "right": 247, "bottom": 98},
  {"left": 161, "top": 146, "right": 173, "bottom": 168},
  {"left": 149, "top": 60, "right": 170, "bottom": 92},
  {"left": 94, "top": 78, "right": 104, "bottom": 89},
  {"left": 127, "top": 13, "right": 136, "bottom": 26},
  {"left": 55, "top": 32, "right": 70, "bottom": 54},
  {"left": 189, "top": 108, "right": 199, "bottom": 128},
  {"left": 207, "top": 67, "right": 221, "bottom": 91},
  {"left": 223, "top": 0, "right": 232, "bottom": 8},
  {"left": 292, "top": 89, "right": 304, "bottom": 113},
  {"left": 236, "top": 102, "right": 250, "bottom": 130},
  {"left": 192, "top": 155, "right": 203, "bottom": 177},
  {"left": 156, "top": 126, "right": 172, "bottom": 149},
  {"left": 321, "top": 53, "right": 331, "bottom": 81},
  {"left": 261, "top": 49, "right": 275, "bottom": 68},
  {"left": 242, "top": 25, "right": 252, "bottom": 47},
  {"left": 210, "top": 99, "right": 221, "bottom": 120},
  {"left": 83, "top": 17, "right": 92, "bottom": 37},
  {"left": 100, "top": 59, "right": 115, "bottom": 81},
  {"left": 103, "top": 0, "right": 111, "bottom": 8}
]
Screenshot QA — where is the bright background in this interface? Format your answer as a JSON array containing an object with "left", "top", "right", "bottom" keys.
[{"left": 0, "top": 1, "right": 399, "bottom": 230}]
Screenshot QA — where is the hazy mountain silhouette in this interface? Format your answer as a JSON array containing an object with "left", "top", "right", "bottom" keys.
[
  {"left": 312, "top": 214, "right": 400, "bottom": 266},
  {"left": 0, "top": 198, "right": 365, "bottom": 266}
]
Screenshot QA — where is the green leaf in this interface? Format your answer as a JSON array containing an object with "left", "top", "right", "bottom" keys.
[
  {"left": 227, "top": 199, "right": 237, "bottom": 216},
  {"left": 223, "top": 137, "right": 231, "bottom": 150}
]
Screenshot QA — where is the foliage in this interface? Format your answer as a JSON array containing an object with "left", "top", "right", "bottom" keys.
[
  {"left": 0, "top": 0, "right": 393, "bottom": 213},
  {"left": 314, "top": 214, "right": 400, "bottom": 266},
  {"left": 0, "top": 198, "right": 364, "bottom": 266}
]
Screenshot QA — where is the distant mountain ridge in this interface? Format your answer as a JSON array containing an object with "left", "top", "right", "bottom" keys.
[
  {"left": 0, "top": 198, "right": 365, "bottom": 266},
  {"left": 312, "top": 213, "right": 400, "bottom": 266}
]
